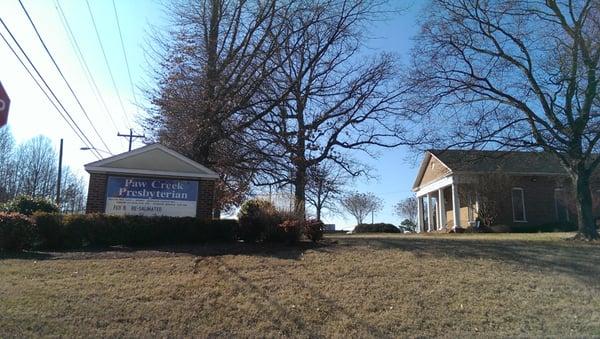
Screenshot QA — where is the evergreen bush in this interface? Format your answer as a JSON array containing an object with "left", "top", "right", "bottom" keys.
[
  {"left": 0, "top": 212, "right": 37, "bottom": 252},
  {"left": 2, "top": 196, "right": 59, "bottom": 215},
  {"left": 353, "top": 223, "right": 401, "bottom": 233}
]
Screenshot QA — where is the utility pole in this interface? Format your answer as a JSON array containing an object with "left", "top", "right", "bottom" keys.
[
  {"left": 118, "top": 128, "right": 145, "bottom": 151},
  {"left": 56, "top": 138, "right": 63, "bottom": 207}
]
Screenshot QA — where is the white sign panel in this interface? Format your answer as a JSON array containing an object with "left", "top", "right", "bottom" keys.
[{"left": 105, "top": 176, "right": 198, "bottom": 217}]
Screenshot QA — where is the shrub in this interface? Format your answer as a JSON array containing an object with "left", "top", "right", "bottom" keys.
[
  {"left": 266, "top": 219, "right": 303, "bottom": 244},
  {"left": 2, "top": 196, "right": 59, "bottom": 215},
  {"left": 304, "top": 219, "right": 324, "bottom": 242},
  {"left": 400, "top": 219, "right": 416, "bottom": 232},
  {"left": 0, "top": 212, "right": 37, "bottom": 252},
  {"left": 202, "top": 219, "right": 239, "bottom": 243},
  {"left": 353, "top": 223, "right": 401, "bottom": 233},
  {"left": 34, "top": 212, "right": 66, "bottom": 249},
  {"left": 238, "top": 199, "right": 281, "bottom": 242}
]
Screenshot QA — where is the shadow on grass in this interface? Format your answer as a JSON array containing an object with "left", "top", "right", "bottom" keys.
[
  {"left": 211, "top": 255, "right": 388, "bottom": 337},
  {"left": 336, "top": 235, "right": 600, "bottom": 286},
  {"left": 213, "top": 257, "right": 313, "bottom": 336},
  {"left": 0, "top": 241, "right": 332, "bottom": 261},
  {"left": 0, "top": 251, "right": 53, "bottom": 260},
  {"left": 7, "top": 235, "right": 598, "bottom": 288}
]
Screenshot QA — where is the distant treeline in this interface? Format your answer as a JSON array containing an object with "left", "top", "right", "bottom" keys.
[{"left": 0, "top": 127, "right": 86, "bottom": 213}]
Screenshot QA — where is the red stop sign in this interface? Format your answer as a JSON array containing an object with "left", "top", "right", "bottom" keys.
[{"left": 0, "top": 82, "right": 10, "bottom": 128}]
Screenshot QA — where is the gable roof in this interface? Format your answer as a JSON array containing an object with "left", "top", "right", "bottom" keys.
[
  {"left": 431, "top": 149, "right": 566, "bottom": 174},
  {"left": 84, "top": 143, "right": 219, "bottom": 179},
  {"left": 412, "top": 149, "right": 567, "bottom": 190}
]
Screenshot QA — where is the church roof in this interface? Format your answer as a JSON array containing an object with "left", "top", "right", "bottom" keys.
[{"left": 84, "top": 143, "right": 219, "bottom": 179}]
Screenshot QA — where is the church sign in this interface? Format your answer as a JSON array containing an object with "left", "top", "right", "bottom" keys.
[
  {"left": 84, "top": 143, "right": 218, "bottom": 219},
  {"left": 105, "top": 176, "right": 198, "bottom": 217}
]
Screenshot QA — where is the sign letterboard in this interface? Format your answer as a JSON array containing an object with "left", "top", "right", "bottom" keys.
[{"left": 105, "top": 176, "right": 198, "bottom": 217}]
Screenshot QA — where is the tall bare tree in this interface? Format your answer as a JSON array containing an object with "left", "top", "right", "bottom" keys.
[
  {"left": 0, "top": 127, "right": 15, "bottom": 202},
  {"left": 393, "top": 196, "right": 417, "bottom": 225},
  {"left": 0, "top": 132, "right": 86, "bottom": 210},
  {"left": 306, "top": 161, "right": 351, "bottom": 220},
  {"left": 250, "top": 0, "right": 403, "bottom": 216},
  {"left": 405, "top": 0, "right": 600, "bottom": 239},
  {"left": 14, "top": 136, "right": 57, "bottom": 199},
  {"left": 340, "top": 191, "right": 383, "bottom": 225},
  {"left": 146, "top": 0, "right": 296, "bottom": 214},
  {"left": 59, "top": 167, "right": 87, "bottom": 213}
]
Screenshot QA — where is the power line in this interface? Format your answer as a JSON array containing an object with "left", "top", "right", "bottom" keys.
[
  {"left": 55, "top": 0, "right": 124, "bottom": 146},
  {"left": 112, "top": 0, "right": 140, "bottom": 117},
  {"left": 0, "top": 18, "right": 100, "bottom": 158},
  {"left": 0, "top": 30, "right": 82, "bottom": 152},
  {"left": 0, "top": 23, "right": 102, "bottom": 159},
  {"left": 85, "top": 0, "right": 133, "bottom": 128},
  {"left": 18, "top": 0, "right": 113, "bottom": 155}
]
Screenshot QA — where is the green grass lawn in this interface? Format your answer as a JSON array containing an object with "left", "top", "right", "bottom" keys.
[{"left": 1, "top": 232, "right": 599, "bottom": 337}]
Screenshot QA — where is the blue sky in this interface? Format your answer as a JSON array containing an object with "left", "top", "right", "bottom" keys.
[{"left": 0, "top": 0, "right": 425, "bottom": 229}]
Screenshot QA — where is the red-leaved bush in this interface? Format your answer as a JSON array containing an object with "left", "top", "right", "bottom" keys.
[
  {"left": 304, "top": 219, "right": 324, "bottom": 242},
  {"left": 274, "top": 219, "right": 303, "bottom": 244}
]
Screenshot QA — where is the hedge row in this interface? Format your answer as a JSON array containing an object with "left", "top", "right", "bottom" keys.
[
  {"left": 0, "top": 212, "right": 238, "bottom": 252},
  {"left": 0, "top": 207, "right": 325, "bottom": 252},
  {"left": 353, "top": 223, "right": 401, "bottom": 233},
  {"left": 0, "top": 213, "right": 37, "bottom": 251}
]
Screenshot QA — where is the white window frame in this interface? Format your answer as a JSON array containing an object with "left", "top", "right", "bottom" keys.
[
  {"left": 511, "top": 187, "right": 527, "bottom": 222},
  {"left": 554, "top": 188, "right": 570, "bottom": 222}
]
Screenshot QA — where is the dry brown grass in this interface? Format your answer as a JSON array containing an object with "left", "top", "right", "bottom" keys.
[{"left": 1, "top": 232, "right": 600, "bottom": 337}]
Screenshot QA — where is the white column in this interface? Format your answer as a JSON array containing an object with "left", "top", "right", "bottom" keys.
[
  {"left": 417, "top": 196, "right": 424, "bottom": 233},
  {"left": 438, "top": 188, "right": 446, "bottom": 230},
  {"left": 426, "top": 193, "right": 433, "bottom": 232},
  {"left": 452, "top": 183, "right": 461, "bottom": 228}
]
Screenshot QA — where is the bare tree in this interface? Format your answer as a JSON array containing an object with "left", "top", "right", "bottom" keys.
[
  {"left": 249, "top": 0, "right": 403, "bottom": 216},
  {"left": 146, "top": 0, "right": 296, "bottom": 214},
  {"left": 0, "top": 133, "right": 85, "bottom": 211},
  {"left": 0, "top": 127, "right": 15, "bottom": 202},
  {"left": 306, "top": 161, "right": 351, "bottom": 220},
  {"left": 59, "top": 167, "right": 87, "bottom": 213},
  {"left": 340, "top": 191, "right": 383, "bottom": 225},
  {"left": 404, "top": 0, "right": 600, "bottom": 239},
  {"left": 393, "top": 196, "right": 417, "bottom": 225},
  {"left": 14, "top": 136, "right": 57, "bottom": 199}
]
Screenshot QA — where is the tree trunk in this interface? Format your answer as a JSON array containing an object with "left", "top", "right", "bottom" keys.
[
  {"left": 294, "top": 166, "right": 306, "bottom": 219},
  {"left": 316, "top": 205, "right": 321, "bottom": 221},
  {"left": 315, "top": 185, "right": 322, "bottom": 221},
  {"left": 573, "top": 171, "right": 599, "bottom": 240},
  {"left": 194, "top": 0, "right": 220, "bottom": 165}
]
